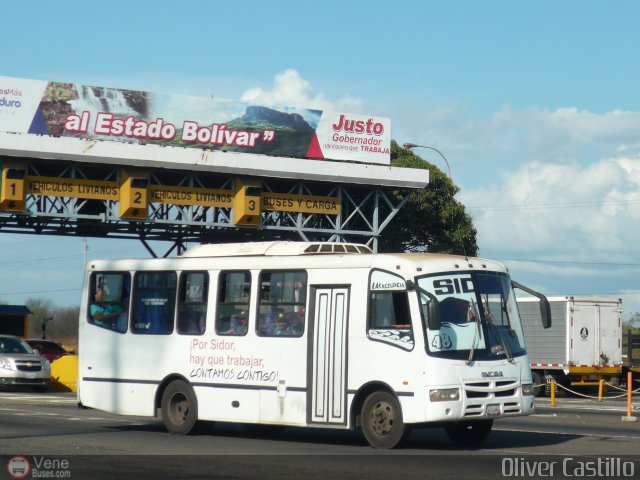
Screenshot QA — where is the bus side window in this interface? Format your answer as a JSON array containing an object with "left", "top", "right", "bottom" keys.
[
  {"left": 257, "top": 271, "right": 306, "bottom": 337},
  {"left": 368, "top": 291, "right": 414, "bottom": 350},
  {"left": 216, "top": 271, "right": 251, "bottom": 336},
  {"left": 177, "top": 271, "right": 208, "bottom": 335},
  {"left": 131, "top": 272, "right": 176, "bottom": 335},
  {"left": 88, "top": 272, "right": 130, "bottom": 333}
]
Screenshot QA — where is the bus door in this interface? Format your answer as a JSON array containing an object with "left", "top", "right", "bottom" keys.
[{"left": 308, "top": 286, "right": 349, "bottom": 425}]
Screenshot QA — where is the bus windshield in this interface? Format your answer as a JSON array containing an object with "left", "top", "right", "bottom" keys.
[{"left": 418, "top": 271, "right": 527, "bottom": 361}]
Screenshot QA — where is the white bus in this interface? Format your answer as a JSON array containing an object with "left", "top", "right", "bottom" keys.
[{"left": 77, "top": 241, "right": 550, "bottom": 448}]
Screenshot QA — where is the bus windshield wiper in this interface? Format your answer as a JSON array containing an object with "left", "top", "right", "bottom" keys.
[
  {"left": 486, "top": 295, "right": 514, "bottom": 363},
  {"left": 466, "top": 299, "right": 482, "bottom": 365},
  {"left": 495, "top": 296, "right": 514, "bottom": 363}
]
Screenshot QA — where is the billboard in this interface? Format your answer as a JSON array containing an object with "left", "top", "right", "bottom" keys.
[{"left": 0, "top": 75, "right": 390, "bottom": 165}]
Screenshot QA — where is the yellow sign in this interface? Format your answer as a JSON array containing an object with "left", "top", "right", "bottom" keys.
[
  {"left": 233, "top": 178, "right": 261, "bottom": 226},
  {"left": 119, "top": 169, "right": 149, "bottom": 219},
  {"left": 20, "top": 175, "right": 340, "bottom": 215},
  {"left": 26, "top": 176, "right": 119, "bottom": 200},
  {"left": 262, "top": 192, "right": 340, "bottom": 215},
  {"left": 0, "top": 163, "right": 27, "bottom": 211},
  {"left": 149, "top": 185, "right": 233, "bottom": 208}
]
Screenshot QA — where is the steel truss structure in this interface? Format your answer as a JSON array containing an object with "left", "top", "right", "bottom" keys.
[{"left": 0, "top": 159, "right": 414, "bottom": 257}]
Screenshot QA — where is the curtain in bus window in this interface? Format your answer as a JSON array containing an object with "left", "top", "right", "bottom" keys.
[{"left": 133, "top": 272, "right": 176, "bottom": 334}]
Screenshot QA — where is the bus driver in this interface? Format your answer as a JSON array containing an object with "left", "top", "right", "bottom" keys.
[{"left": 91, "top": 289, "right": 126, "bottom": 331}]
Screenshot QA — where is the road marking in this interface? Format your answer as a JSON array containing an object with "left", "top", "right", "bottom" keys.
[
  {"left": 0, "top": 406, "right": 141, "bottom": 423},
  {"left": 0, "top": 393, "right": 76, "bottom": 403},
  {"left": 495, "top": 426, "right": 640, "bottom": 440},
  {"left": 539, "top": 405, "right": 628, "bottom": 413}
]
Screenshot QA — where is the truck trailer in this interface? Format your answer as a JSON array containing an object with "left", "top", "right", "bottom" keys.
[{"left": 517, "top": 296, "right": 622, "bottom": 396}]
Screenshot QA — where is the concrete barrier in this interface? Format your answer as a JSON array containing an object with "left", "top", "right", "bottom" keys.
[{"left": 49, "top": 355, "right": 78, "bottom": 392}]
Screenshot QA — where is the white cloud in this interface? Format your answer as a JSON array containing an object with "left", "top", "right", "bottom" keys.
[
  {"left": 240, "top": 68, "right": 363, "bottom": 111},
  {"left": 387, "top": 102, "right": 640, "bottom": 316},
  {"left": 392, "top": 104, "right": 640, "bottom": 172},
  {"left": 387, "top": 100, "right": 640, "bottom": 286},
  {"left": 462, "top": 155, "right": 640, "bottom": 259}
]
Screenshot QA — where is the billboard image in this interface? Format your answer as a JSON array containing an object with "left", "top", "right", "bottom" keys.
[{"left": 0, "top": 75, "right": 390, "bottom": 165}]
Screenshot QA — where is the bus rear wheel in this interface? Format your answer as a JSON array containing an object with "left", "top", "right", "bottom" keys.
[
  {"left": 444, "top": 419, "right": 493, "bottom": 446},
  {"left": 361, "top": 391, "right": 407, "bottom": 449},
  {"left": 161, "top": 380, "right": 198, "bottom": 435}
]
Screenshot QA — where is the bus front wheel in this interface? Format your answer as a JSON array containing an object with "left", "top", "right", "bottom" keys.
[
  {"left": 361, "top": 391, "right": 407, "bottom": 449},
  {"left": 531, "top": 371, "right": 545, "bottom": 397},
  {"left": 444, "top": 419, "right": 493, "bottom": 446},
  {"left": 161, "top": 380, "right": 198, "bottom": 435}
]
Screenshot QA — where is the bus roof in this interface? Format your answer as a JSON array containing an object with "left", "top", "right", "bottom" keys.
[
  {"left": 88, "top": 242, "right": 508, "bottom": 276},
  {"left": 177, "top": 242, "right": 507, "bottom": 272},
  {"left": 180, "top": 241, "right": 373, "bottom": 258}
]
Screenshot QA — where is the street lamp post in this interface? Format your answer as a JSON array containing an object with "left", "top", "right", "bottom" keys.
[
  {"left": 403, "top": 142, "right": 468, "bottom": 256},
  {"left": 403, "top": 143, "right": 453, "bottom": 182}
]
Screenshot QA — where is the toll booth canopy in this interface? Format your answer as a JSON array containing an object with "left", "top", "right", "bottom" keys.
[{"left": 0, "top": 305, "right": 31, "bottom": 337}]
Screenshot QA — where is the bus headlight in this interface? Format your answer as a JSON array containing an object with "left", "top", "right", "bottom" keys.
[
  {"left": 429, "top": 388, "right": 460, "bottom": 402},
  {"left": 522, "top": 383, "right": 535, "bottom": 396}
]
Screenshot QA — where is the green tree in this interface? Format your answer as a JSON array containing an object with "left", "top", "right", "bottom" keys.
[
  {"left": 624, "top": 312, "right": 640, "bottom": 334},
  {"left": 379, "top": 141, "right": 478, "bottom": 255}
]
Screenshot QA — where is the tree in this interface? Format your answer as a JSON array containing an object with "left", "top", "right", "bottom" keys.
[
  {"left": 378, "top": 141, "right": 478, "bottom": 255},
  {"left": 25, "top": 297, "right": 56, "bottom": 338},
  {"left": 624, "top": 312, "right": 640, "bottom": 334},
  {"left": 25, "top": 297, "right": 79, "bottom": 345}
]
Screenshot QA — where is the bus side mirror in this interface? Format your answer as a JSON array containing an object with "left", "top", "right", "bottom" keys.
[
  {"left": 427, "top": 298, "right": 442, "bottom": 331},
  {"left": 512, "top": 281, "right": 552, "bottom": 329},
  {"left": 412, "top": 283, "right": 442, "bottom": 330},
  {"left": 419, "top": 289, "right": 441, "bottom": 331}
]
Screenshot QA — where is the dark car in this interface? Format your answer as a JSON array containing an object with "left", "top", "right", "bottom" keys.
[{"left": 24, "top": 339, "right": 71, "bottom": 363}]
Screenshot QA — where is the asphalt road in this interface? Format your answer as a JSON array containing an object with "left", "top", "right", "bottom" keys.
[{"left": 0, "top": 392, "right": 639, "bottom": 479}]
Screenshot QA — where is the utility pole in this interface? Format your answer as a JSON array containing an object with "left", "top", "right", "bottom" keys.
[{"left": 41, "top": 316, "right": 53, "bottom": 339}]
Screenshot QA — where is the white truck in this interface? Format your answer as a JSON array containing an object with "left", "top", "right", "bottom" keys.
[{"left": 517, "top": 296, "right": 623, "bottom": 396}]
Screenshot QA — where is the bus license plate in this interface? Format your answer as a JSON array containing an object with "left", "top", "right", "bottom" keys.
[{"left": 486, "top": 404, "right": 501, "bottom": 416}]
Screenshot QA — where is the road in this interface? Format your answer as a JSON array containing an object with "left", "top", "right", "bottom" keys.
[{"left": 0, "top": 392, "right": 639, "bottom": 479}]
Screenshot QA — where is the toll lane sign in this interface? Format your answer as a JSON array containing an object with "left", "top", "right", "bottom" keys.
[
  {"left": 262, "top": 193, "right": 340, "bottom": 214},
  {"left": 26, "top": 176, "right": 119, "bottom": 200}
]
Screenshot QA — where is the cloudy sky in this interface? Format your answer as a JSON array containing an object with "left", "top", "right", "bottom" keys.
[{"left": 1, "top": 1, "right": 639, "bottom": 318}]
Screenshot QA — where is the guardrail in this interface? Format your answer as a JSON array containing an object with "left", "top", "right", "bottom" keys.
[{"left": 537, "top": 372, "right": 639, "bottom": 422}]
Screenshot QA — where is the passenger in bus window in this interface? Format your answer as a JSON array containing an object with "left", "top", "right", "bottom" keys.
[
  {"left": 285, "top": 309, "right": 304, "bottom": 336},
  {"left": 227, "top": 311, "right": 248, "bottom": 335},
  {"left": 91, "top": 289, "right": 124, "bottom": 329},
  {"left": 274, "top": 314, "right": 288, "bottom": 336},
  {"left": 179, "top": 307, "right": 205, "bottom": 335},
  {"left": 259, "top": 308, "right": 284, "bottom": 335}
]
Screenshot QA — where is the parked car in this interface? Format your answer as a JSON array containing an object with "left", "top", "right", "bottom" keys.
[
  {"left": 0, "top": 335, "right": 51, "bottom": 391},
  {"left": 25, "top": 339, "right": 72, "bottom": 363}
]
